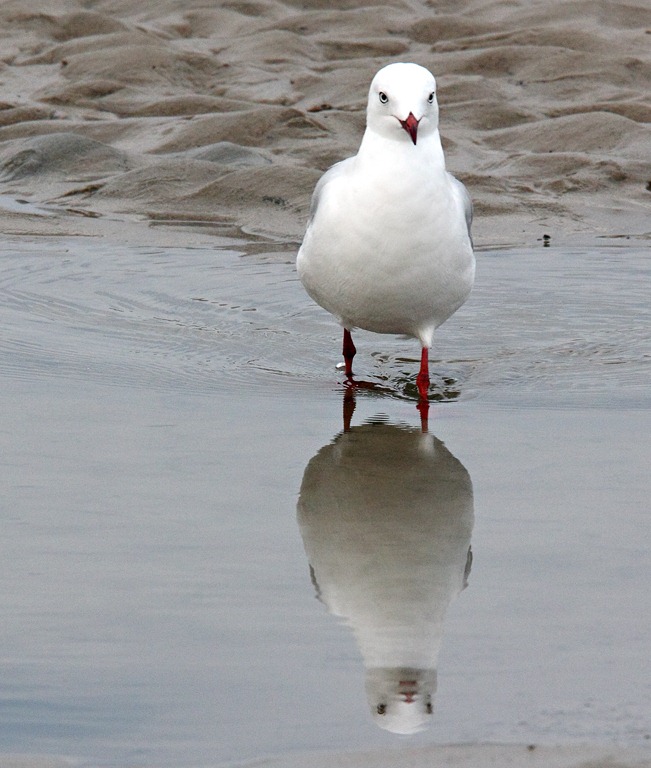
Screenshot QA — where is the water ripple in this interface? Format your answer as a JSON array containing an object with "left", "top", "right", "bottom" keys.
[{"left": 0, "top": 237, "right": 648, "bottom": 407}]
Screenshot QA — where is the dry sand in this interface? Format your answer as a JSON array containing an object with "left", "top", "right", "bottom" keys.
[{"left": 0, "top": 0, "right": 649, "bottom": 246}]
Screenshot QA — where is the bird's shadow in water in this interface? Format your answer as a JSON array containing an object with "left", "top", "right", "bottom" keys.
[{"left": 297, "top": 414, "right": 475, "bottom": 735}]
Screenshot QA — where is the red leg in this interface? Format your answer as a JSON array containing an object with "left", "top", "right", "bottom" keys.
[
  {"left": 343, "top": 328, "right": 356, "bottom": 378},
  {"left": 416, "top": 346, "right": 430, "bottom": 401},
  {"left": 416, "top": 347, "right": 430, "bottom": 431}
]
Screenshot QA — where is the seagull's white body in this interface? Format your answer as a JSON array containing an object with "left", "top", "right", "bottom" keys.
[{"left": 297, "top": 63, "right": 474, "bottom": 402}]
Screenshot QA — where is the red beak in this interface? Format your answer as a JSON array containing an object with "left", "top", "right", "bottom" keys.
[{"left": 399, "top": 112, "right": 419, "bottom": 145}]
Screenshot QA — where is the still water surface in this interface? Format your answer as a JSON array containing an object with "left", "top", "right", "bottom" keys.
[{"left": 1, "top": 236, "right": 649, "bottom": 765}]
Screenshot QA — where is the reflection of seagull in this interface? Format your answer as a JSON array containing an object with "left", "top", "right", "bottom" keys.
[
  {"left": 297, "top": 420, "right": 474, "bottom": 735},
  {"left": 297, "top": 62, "right": 474, "bottom": 413}
]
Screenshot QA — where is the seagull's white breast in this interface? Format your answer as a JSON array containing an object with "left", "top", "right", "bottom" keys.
[{"left": 297, "top": 137, "right": 474, "bottom": 346}]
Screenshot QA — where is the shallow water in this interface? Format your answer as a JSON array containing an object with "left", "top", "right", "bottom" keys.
[{"left": 1, "top": 235, "right": 650, "bottom": 766}]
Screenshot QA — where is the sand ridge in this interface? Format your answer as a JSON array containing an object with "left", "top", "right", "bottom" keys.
[{"left": 0, "top": 0, "right": 649, "bottom": 244}]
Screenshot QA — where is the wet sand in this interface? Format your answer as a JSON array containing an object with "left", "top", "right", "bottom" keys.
[
  {"left": 249, "top": 745, "right": 651, "bottom": 768},
  {"left": 3, "top": 745, "right": 651, "bottom": 768},
  {"left": 0, "top": 0, "right": 649, "bottom": 245}
]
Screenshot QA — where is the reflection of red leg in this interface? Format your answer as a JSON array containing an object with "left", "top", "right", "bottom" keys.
[
  {"left": 343, "top": 328, "right": 356, "bottom": 377},
  {"left": 416, "top": 347, "right": 430, "bottom": 431},
  {"left": 416, "top": 347, "right": 430, "bottom": 401},
  {"left": 416, "top": 399, "right": 429, "bottom": 432},
  {"left": 343, "top": 386, "right": 356, "bottom": 432}
]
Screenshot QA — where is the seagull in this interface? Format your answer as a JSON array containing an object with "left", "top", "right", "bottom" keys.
[{"left": 297, "top": 62, "right": 475, "bottom": 414}]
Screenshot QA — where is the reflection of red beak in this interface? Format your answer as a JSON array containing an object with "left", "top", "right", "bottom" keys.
[
  {"left": 399, "top": 679, "right": 418, "bottom": 703},
  {"left": 399, "top": 112, "right": 419, "bottom": 145}
]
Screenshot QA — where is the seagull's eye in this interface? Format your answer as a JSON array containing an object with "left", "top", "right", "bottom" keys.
[
  {"left": 378, "top": 91, "right": 389, "bottom": 104},
  {"left": 376, "top": 703, "right": 387, "bottom": 715},
  {"left": 428, "top": 92, "right": 435, "bottom": 104}
]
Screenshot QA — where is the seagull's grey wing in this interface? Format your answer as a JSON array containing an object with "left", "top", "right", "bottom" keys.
[
  {"left": 448, "top": 173, "right": 473, "bottom": 247},
  {"left": 307, "top": 157, "right": 355, "bottom": 225}
]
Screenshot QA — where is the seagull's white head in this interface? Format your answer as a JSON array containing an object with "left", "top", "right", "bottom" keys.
[{"left": 366, "top": 63, "right": 439, "bottom": 146}]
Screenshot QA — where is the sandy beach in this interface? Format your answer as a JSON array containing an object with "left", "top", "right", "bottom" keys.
[
  {"left": 1, "top": 2, "right": 650, "bottom": 767},
  {"left": 0, "top": 0, "right": 649, "bottom": 245}
]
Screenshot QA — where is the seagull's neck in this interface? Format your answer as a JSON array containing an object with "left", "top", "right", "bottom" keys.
[{"left": 357, "top": 128, "right": 447, "bottom": 173}]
